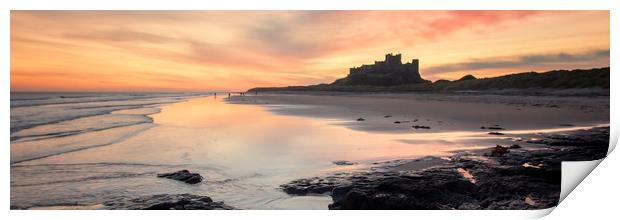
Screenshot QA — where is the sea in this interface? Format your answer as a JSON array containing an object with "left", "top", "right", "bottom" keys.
[{"left": 10, "top": 92, "right": 203, "bottom": 164}]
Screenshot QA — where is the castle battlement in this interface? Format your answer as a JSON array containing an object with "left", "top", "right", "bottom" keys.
[
  {"left": 349, "top": 53, "right": 419, "bottom": 76},
  {"left": 334, "top": 53, "right": 425, "bottom": 86}
]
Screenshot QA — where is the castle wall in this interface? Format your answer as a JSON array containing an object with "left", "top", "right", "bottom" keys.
[{"left": 349, "top": 54, "right": 419, "bottom": 77}]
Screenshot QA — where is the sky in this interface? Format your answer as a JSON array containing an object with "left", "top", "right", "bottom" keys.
[{"left": 11, "top": 11, "right": 609, "bottom": 92}]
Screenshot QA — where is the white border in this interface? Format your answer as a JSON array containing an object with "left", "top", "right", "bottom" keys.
[{"left": 1, "top": 0, "right": 616, "bottom": 219}]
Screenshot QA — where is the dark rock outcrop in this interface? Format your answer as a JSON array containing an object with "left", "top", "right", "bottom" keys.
[
  {"left": 487, "top": 145, "right": 510, "bottom": 157},
  {"left": 509, "top": 144, "right": 522, "bottom": 149},
  {"left": 334, "top": 161, "right": 357, "bottom": 166},
  {"left": 526, "top": 127, "right": 609, "bottom": 147},
  {"left": 412, "top": 125, "right": 431, "bottom": 129},
  {"left": 103, "top": 194, "right": 234, "bottom": 210},
  {"left": 280, "top": 127, "right": 609, "bottom": 210},
  {"left": 157, "top": 170, "right": 203, "bottom": 184}
]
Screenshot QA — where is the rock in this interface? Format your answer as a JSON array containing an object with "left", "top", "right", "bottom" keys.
[
  {"left": 480, "top": 126, "right": 486, "bottom": 129},
  {"left": 333, "top": 160, "right": 356, "bottom": 166},
  {"left": 329, "top": 169, "right": 477, "bottom": 209},
  {"left": 458, "top": 203, "right": 482, "bottom": 209},
  {"left": 356, "top": 118, "right": 365, "bottom": 121},
  {"left": 490, "top": 145, "right": 509, "bottom": 156},
  {"left": 280, "top": 177, "right": 343, "bottom": 195},
  {"left": 508, "top": 144, "right": 522, "bottom": 149},
  {"left": 384, "top": 115, "right": 392, "bottom": 118},
  {"left": 332, "top": 185, "right": 354, "bottom": 200},
  {"left": 526, "top": 127, "right": 609, "bottom": 148},
  {"left": 412, "top": 125, "right": 431, "bottom": 129},
  {"left": 103, "top": 194, "right": 234, "bottom": 210},
  {"left": 487, "top": 126, "right": 504, "bottom": 130},
  {"left": 157, "top": 170, "right": 203, "bottom": 184},
  {"left": 393, "top": 121, "right": 401, "bottom": 124},
  {"left": 488, "top": 132, "right": 504, "bottom": 135}
]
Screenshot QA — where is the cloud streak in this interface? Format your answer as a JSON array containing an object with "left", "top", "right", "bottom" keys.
[{"left": 424, "top": 49, "right": 610, "bottom": 75}]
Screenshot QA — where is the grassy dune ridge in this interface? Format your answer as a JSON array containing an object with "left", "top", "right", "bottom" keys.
[{"left": 249, "top": 67, "right": 609, "bottom": 94}]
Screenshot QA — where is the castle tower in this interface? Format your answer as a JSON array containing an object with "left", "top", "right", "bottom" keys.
[
  {"left": 385, "top": 53, "right": 402, "bottom": 65},
  {"left": 411, "top": 59, "right": 419, "bottom": 73}
]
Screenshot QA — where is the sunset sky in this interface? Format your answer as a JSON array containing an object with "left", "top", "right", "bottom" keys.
[{"left": 11, "top": 11, "right": 609, "bottom": 92}]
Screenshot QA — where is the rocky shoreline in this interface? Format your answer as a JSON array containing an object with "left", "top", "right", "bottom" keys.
[
  {"left": 12, "top": 127, "right": 609, "bottom": 210},
  {"left": 103, "top": 194, "right": 234, "bottom": 210},
  {"left": 280, "top": 127, "right": 609, "bottom": 210}
]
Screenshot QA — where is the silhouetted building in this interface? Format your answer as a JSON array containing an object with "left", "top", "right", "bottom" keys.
[{"left": 334, "top": 53, "right": 427, "bottom": 86}]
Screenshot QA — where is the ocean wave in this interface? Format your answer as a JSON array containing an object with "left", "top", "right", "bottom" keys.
[
  {"left": 10, "top": 123, "right": 157, "bottom": 164},
  {"left": 11, "top": 172, "right": 155, "bottom": 187},
  {"left": 10, "top": 92, "right": 201, "bottom": 108},
  {"left": 11, "top": 111, "right": 155, "bottom": 142},
  {"left": 11, "top": 120, "right": 150, "bottom": 142},
  {"left": 10, "top": 93, "right": 200, "bottom": 134},
  {"left": 10, "top": 162, "right": 179, "bottom": 168}
]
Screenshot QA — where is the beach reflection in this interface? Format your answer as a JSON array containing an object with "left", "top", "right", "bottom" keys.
[{"left": 151, "top": 96, "right": 473, "bottom": 166}]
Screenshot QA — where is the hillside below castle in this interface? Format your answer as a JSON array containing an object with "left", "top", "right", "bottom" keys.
[{"left": 248, "top": 53, "right": 609, "bottom": 95}]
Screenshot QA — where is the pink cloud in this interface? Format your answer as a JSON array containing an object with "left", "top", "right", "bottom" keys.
[{"left": 414, "top": 11, "right": 539, "bottom": 39}]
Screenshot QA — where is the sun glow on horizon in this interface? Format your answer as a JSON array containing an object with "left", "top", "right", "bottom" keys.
[{"left": 10, "top": 11, "right": 609, "bottom": 92}]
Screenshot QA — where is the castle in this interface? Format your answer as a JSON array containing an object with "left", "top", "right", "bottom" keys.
[
  {"left": 334, "top": 53, "right": 427, "bottom": 86},
  {"left": 349, "top": 53, "right": 419, "bottom": 76}
]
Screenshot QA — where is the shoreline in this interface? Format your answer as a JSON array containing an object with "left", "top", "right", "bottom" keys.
[
  {"left": 9, "top": 94, "right": 200, "bottom": 165},
  {"left": 11, "top": 93, "right": 610, "bottom": 210},
  {"left": 279, "top": 126, "right": 610, "bottom": 209},
  {"left": 16, "top": 126, "right": 609, "bottom": 210}
]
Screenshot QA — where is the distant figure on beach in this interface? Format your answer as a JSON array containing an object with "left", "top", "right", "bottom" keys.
[
  {"left": 255, "top": 91, "right": 258, "bottom": 96},
  {"left": 214, "top": 93, "right": 217, "bottom": 99},
  {"left": 228, "top": 93, "right": 231, "bottom": 98}
]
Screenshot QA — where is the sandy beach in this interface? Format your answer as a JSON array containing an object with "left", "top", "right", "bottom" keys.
[{"left": 228, "top": 92, "right": 609, "bottom": 133}]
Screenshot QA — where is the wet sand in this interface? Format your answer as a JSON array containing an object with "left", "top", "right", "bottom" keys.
[
  {"left": 228, "top": 93, "right": 608, "bottom": 133},
  {"left": 234, "top": 92, "right": 609, "bottom": 209}
]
